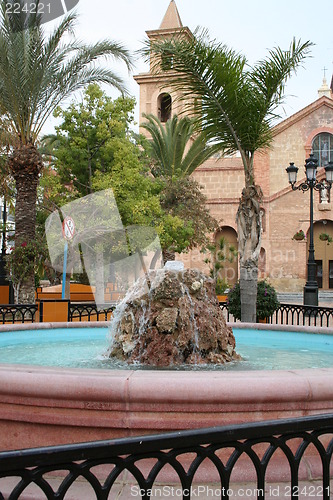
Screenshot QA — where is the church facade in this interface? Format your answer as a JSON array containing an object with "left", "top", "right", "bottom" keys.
[{"left": 134, "top": 1, "right": 333, "bottom": 293}]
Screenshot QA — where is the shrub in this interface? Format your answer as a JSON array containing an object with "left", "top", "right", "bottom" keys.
[
  {"left": 215, "top": 277, "right": 229, "bottom": 295},
  {"left": 5, "top": 239, "right": 48, "bottom": 290},
  {"left": 227, "top": 280, "right": 280, "bottom": 320}
]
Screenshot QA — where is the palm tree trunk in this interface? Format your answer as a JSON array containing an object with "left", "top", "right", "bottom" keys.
[
  {"left": 239, "top": 262, "right": 258, "bottom": 323},
  {"left": 9, "top": 144, "right": 43, "bottom": 304},
  {"left": 236, "top": 184, "right": 262, "bottom": 322},
  {"left": 13, "top": 172, "right": 38, "bottom": 303}
]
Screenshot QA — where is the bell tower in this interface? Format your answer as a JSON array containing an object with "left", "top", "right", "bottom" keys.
[{"left": 134, "top": 1, "right": 192, "bottom": 134}]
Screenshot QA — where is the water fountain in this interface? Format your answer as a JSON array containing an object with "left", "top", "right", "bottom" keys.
[
  {"left": 0, "top": 191, "right": 331, "bottom": 483},
  {"left": 0, "top": 318, "right": 332, "bottom": 462},
  {"left": 108, "top": 267, "right": 240, "bottom": 366}
]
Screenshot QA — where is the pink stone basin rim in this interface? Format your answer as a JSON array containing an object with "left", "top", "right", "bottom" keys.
[{"left": 0, "top": 321, "right": 332, "bottom": 455}]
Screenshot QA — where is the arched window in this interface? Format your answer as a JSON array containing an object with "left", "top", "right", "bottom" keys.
[
  {"left": 311, "top": 133, "right": 333, "bottom": 167},
  {"left": 158, "top": 93, "right": 172, "bottom": 123}
]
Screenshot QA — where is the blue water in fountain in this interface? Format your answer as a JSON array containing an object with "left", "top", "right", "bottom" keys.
[{"left": 0, "top": 327, "right": 332, "bottom": 370}]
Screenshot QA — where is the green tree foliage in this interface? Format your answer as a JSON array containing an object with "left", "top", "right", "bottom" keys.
[
  {"left": 43, "top": 85, "right": 196, "bottom": 260},
  {"left": 0, "top": 0, "right": 133, "bottom": 302},
  {"left": 5, "top": 238, "right": 48, "bottom": 300},
  {"left": 0, "top": 116, "right": 16, "bottom": 259},
  {"left": 227, "top": 280, "right": 280, "bottom": 321},
  {"left": 159, "top": 176, "right": 217, "bottom": 256},
  {"left": 43, "top": 84, "right": 137, "bottom": 196},
  {"left": 91, "top": 129, "right": 197, "bottom": 258},
  {"left": 0, "top": 115, "right": 16, "bottom": 210}
]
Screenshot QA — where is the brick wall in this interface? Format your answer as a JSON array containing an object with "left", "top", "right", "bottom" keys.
[{"left": 135, "top": 19, "right": 333, "bottom": 293}]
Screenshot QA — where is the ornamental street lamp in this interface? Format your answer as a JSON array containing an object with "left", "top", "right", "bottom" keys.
[{"left": 286, "top": 154, "right": 333, "bottom": 306}]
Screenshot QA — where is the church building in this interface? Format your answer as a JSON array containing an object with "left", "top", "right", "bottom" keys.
[{"left": 134, "top": 0, "right": 333, "bottom": 293}]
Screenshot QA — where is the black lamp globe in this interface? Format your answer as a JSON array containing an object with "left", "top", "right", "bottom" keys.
[
  {"left": 286, "top": 162, "right": 298, "bottom": 186},
  {"left": 305, "top": 154, "right": 318, "bottom": 182},
  {"left": 324, "top": 161, "right": 333, "bottom": 184}
]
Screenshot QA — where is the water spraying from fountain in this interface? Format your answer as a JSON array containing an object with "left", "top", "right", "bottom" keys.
[{"left": 108, "top": 266, "right": 240, "bottom": 367}]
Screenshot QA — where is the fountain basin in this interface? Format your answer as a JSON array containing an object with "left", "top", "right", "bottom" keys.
[{"left": 0, "top": 321, "right": 332, "bottom": 455}]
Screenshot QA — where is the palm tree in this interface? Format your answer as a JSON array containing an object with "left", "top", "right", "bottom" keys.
[
  {"left": 141, "top": 113, "right": 220, "bottom": 179},
  {"left": 0, "top": 0, "right": 133, "bottom": 302},
  {"left": 141, "top": 113, "right": 218, "bottom": 262},
  {"left": 145, "top": 30, "right": 312, "bottom": 321}
]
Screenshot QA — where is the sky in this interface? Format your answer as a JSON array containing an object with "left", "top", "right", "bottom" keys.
[{"left": 44, "top": 0, "right": 333, "bottom": 133}]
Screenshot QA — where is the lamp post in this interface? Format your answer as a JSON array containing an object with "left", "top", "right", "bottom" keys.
[{"left": 286, "top": 154, "right": 333, "bottom": 306}]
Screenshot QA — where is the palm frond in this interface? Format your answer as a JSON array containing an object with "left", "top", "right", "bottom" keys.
[
  {"left": 250, "top": 38, "right": 313, "bottom": 128},
  {"left": 141, "top": 114, "right": 171, "bottom": 176},
  {"left": 0, "top": 0, "right": 133, "bottom": 144},
  {"left": 143, "top": 28, "right": 312, "bottom": 168},
  {"left": 141, "top": 112, "right": 219, "bottom": 178}
]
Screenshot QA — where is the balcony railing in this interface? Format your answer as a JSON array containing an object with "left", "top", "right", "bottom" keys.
[{"left": 0, "top": 414, "right": 331, "bottom": 499}]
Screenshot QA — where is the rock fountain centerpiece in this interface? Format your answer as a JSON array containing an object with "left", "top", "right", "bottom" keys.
[{"left": 109, "top": 262, "right": 239, "bottom": 366}]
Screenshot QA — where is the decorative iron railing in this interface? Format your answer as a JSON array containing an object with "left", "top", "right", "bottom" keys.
[
  {"left": 272, "top": 303, "right": 333, "bottom": 327},
  {"left": 69, "top": 303, "right": 115, "bottom": 322},
  {"left": 220, "top": 302, "right": 333, "bottom": 327},
  {"left": 0, "top": 301, "right": 332, "bottom": 327},
  {"left": 0, "top": 304, "right": 38, "bottom": 324},
  {"left": 0, "top": 414, "right": 331, "bottom": 499}
]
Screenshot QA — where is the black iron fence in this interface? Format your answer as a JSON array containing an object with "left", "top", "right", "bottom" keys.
[
  {"left": 271, "top": 303, "right": 333, "bottom": 327},
  {"left": 0, "top": 303, "right": 115, "bottom": 324},
  {"left": 0, "top": 301, "right": 333, "bottom": 327},
  {"left": 69, "top": 303, "right": 115, "bottom": 322},
  {"left": 0, "top": 304, "right": 38, "bottom": 324},
  {"left": 219, "top": 302, "right": 333, "bottom": 327},
  {"left": 0, "top": 414, "right": 331, "bottom": 499}
]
